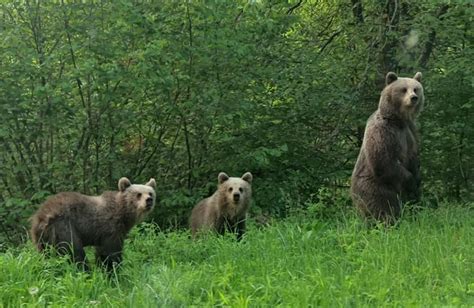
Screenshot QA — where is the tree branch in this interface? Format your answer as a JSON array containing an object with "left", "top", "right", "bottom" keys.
[
  {"left": 418, "top": 4, "right": 449, "bottom": 68},
  {"left": 319, "top": 30, "right": 342, "bottom": 54},
  {"left": 351, "top": 0, "right": 364, "bottom": 23},
  {"left": 287, "top": 0, "right": 303, "bottom": 15}
]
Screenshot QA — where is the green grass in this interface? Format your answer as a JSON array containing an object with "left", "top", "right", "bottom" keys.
[{"left": 0, "top": 204, "right": 473, "bottom": 307}]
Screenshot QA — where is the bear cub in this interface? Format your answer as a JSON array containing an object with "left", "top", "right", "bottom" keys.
[
  {"left": 30, "top": 177, "right": 156, "bottom": 271},
  {"left": 351, "top": 72, "right": 424, "bottom": 224},
  {"left": 190, "top": 172, "right": 253, "bottom": 241}
]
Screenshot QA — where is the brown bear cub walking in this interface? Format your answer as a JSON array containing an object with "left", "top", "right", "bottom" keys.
[
  {"left": 30, "top": 177, "right": 156, "bottom": 271},
  {"left": 190, "top": 172, "right": 253, "bottom": 241},
  {"left": 351, "top": 72, "right": 424, "bottom": 224}
]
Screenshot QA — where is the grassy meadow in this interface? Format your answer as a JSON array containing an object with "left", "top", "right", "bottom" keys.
[{"left": 0, "top": 204, "right": 473, "bottom": 307}]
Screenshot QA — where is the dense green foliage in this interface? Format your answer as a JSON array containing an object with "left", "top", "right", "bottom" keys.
[
  {"left": 0, "top": 1, "right": 472, "bottom": 242},
  {"left": 0, "top": 205, "right": 473, "bottom": 306}
]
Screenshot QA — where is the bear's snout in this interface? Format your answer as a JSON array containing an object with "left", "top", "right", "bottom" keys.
[
  {"left": 145, "top": 197, "right": 154, "bottom": 209},
  {"left": 410, "top": 95, "right": 418, "bottom": 104},
  {"left": 233, "top": 193, "right": 240, "bottom": 202}
]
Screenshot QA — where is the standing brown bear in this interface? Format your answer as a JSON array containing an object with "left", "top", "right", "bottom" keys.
[
  {"left": 30, "top": 177, "right": 156, "bottom": 271},
  {"left": 190, "top": 172, "right": 253, "bottom": 241},
  {"left": 351, "top": 72, "right": 424, "bottom": 224}
]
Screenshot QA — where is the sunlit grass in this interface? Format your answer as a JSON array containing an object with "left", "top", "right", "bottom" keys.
[{"left": 0, "top": 203, "right": 472, "bottom": 306}]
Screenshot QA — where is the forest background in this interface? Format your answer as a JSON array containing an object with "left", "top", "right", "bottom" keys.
[{"left": 0, "top": 0, "right": 472, "bottom": 245}]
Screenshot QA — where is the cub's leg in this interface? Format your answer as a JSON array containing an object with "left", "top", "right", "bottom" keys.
[
  {"left": 96, "top": 238, "right": 124, "bottom": 272},
  {"left": 51, "top": 220, "right": 89, "bottom": 271},
  {"left": 235, "top": 219, "right": 246, "bottom": 241}
]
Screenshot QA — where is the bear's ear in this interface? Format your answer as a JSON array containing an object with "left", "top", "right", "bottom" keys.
[
  {"left": 385, "top": 72, "right": 398, "bottom": 85},
  {"left": 241, "top": 172, "right": 253, "bottom": 184},
  {"left": 118, "top": 177, "right": 131, "bottom": 192},
  {"left": 218, "top": 172, "right": 229, "bottom": 184},
  {"left": 146, "top": 178, "right": 156, "bottom": 190},
  {"left": 414, "top": 72, "right": 422, "bottom": 82}
]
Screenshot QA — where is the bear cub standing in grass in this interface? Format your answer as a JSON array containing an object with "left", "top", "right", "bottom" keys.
[
  {"left": 30, "top": 177, "right": 156, "bottom": 271},
  {"left": 351, "top": 72, "right": 424, "bottom": 224},
  {"left": 190, "top": 172, "right": 253, "bottom": 241}
]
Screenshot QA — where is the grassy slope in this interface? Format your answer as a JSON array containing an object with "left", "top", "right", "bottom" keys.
[{"left": 0, "top": 204, "right": 473, "bottom": 307}]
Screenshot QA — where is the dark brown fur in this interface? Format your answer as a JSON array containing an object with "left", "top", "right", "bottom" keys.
[
  {"left": 30, "top": 178, "right": 156, "bottom": 271},
  {"left": 190, "top": 172, "right": 252, "bottom": 241},
  {"left": 351, "top": 72, "right": 424, "bottom": 224}
]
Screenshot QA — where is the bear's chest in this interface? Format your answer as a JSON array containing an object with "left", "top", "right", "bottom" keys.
[{"left": 398, "top": 126, "right": 417, "bottom": 163}]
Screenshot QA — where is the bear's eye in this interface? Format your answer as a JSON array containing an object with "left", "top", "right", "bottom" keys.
[
  {"left": 239, "top": 188, "right": 243, "bottom": 193},
  {"left": 402, "top": 87, "right": 407, "bottom": 93},
  {"left": 228, "top": 187, "right": 233, "bottom": 192},
  {"left": 137, "top": 193, "right": 142, "bottom": 199},
  {"left": 414, "top": 88, "right": 418, "bottom": 93}
]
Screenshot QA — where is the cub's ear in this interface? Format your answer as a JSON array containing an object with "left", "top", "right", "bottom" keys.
[
  {"left": 218, "top": 172, "right": 229, "bottom": 184},
  {"left": 385, "top": 72, "right": 398, "bottom": 85},
  {"left": 414, "top": 72, "right": 422, "bottom": 82},
  {"left": 146, "top": 178, "right": 156, "bottom": 190},
  {"left": 241, "top": 172, "right": 253, "bottom": 184},
  {"left": 118, "top": 177, "right": 131, "bottom": 192}
]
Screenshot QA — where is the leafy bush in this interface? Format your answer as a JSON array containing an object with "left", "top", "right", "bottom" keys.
[{"left": 0, "top": 1, "right": 472, "bottom": 245}]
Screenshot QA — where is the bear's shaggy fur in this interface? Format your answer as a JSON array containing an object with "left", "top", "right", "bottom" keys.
[
  {"left": 351, "top": 72, "right": 424, "bottom": 224},
  {"left": 30, "top": 177, "right": 156, "bottom": 271},
  {"left": 190, "top": 172, "right": 253, "bottom": 240}
]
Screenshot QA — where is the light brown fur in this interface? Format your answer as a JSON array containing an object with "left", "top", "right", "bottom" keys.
[
  {"left": 30, "top": 177, "right": 156, "bottom": 271},
  {"left": 351, "top": 72, "right": 424, "bottom": 224},
  {"left": 190, "top": 172, "right": 253, "bottom": 241}
]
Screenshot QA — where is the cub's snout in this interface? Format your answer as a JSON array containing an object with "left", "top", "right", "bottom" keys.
[{"left": 233, "top": 193, "right": 240, "bottom": 202}]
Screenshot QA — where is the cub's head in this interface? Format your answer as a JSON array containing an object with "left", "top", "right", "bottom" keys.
[
  {"left": 118, "top": 177, "right": 156, "bottom": 220},
  {"left": 379, "top": 72, "right": 424, "bottom": 120},
  {"left": 217, "top": 172, "right": 253, "bottom": 207}
]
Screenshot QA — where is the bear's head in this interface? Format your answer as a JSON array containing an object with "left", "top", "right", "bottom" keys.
[
  {"left": 379, "top": 72, "right": 424, "bottom": 121},
  {"left": 118, "top": 177, "right": 156, "bottom": 221},
  {"left": 217, "top": 172, "right": 253, "bottom": 210}
]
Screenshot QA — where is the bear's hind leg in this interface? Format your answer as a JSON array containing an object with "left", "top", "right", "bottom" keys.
[
  {"left": 96, "top": 238, "right": 124, "bottom": 272},
  {"left": 355, "top": 186, "right": 401, "bottom": 226},
  {"left": 373, "top": 192, "right": 402, "bottom": 226},
  {"left": 52, "top": 221, "right": 89, "bottom": 271}
]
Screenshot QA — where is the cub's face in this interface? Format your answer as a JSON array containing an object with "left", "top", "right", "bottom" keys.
[
  {"left": 118, "top": 178, "right": 157, "bottom": 220},
  {"left": 218, "top": 172, "right": 253, "bottom": 207},
  {"left": 382, "top": 72, "right": 424, "bottom": 120}
]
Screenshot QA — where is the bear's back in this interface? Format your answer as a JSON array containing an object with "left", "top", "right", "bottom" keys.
[
  {"left": 35, "top": 192, "right": 93, "bottom": 219},
  {"left": 190, "top": 196, "right": 216, "bottom": 231},
  {"left": 32, "top": 191, "right": 120, "bottom": 245}
]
